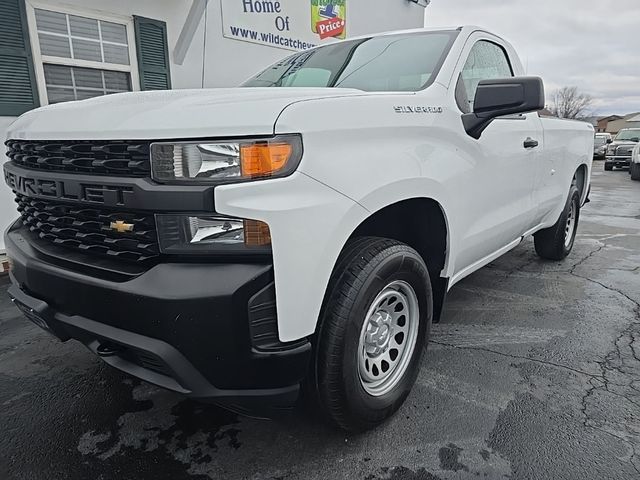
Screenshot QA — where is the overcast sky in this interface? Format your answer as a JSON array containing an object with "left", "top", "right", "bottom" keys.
[{"left": 425, "top": 0, "right": 640, "bottom": 116}]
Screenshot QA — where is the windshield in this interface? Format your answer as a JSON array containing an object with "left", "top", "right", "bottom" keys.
[
  {"left": 594, "top": 137, "right": 606, "bottom": 145},
  {"left": 243, "top": 31, "right": 458, "bottom": 92},
  {"left": 615, "top": 130, "right": 640, "bottom": 142}
]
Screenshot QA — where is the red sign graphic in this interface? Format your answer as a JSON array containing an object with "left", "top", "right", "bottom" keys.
[{"left": 315, "top": 17, "right": 345, "bottom": 39}]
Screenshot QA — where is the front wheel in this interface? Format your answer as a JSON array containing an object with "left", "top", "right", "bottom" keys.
[
  {"left": 313, "top": 237, "right": 432, "bottom": 432},
  {"left": 631, "top": 163, "right": 640, "bottom": 181},
  {"left": 534, "top": 184, "right": 581, "bottom": 261},
  {"left": 604, "top": 163, "right": 613, "bottom": 171}
]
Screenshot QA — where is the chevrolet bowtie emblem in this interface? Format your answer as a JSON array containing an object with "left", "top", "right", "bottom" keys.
[{"left": 110, "top": 221, "right": 134, "bottom": 233}]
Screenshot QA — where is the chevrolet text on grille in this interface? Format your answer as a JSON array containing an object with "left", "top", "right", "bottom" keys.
[{"left": 4, "top": 171, "right": 132, "bottom": 205}]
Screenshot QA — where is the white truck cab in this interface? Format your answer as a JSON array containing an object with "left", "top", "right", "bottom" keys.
[{"left": 4, "top": 26, "right": 593, "bottom": 431}]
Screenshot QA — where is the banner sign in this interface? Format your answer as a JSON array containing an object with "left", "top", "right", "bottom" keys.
[{"left": 221, "top": 0, "right": 347, "bottom": 51}]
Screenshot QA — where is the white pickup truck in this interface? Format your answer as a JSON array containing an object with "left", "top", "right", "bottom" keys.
[{"left": 4, "top": 26, "right": 593, "bottom": 431}]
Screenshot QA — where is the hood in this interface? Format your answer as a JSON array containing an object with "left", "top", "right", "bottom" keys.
[
  {"left": 6, "top": 87, "right": 364, "bottom": 141},
  {"left": 610, "top": 140, "right": 640, "bottom": 147}
]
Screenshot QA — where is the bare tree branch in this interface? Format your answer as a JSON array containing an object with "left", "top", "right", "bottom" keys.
[{"left": 548, "top": 86, "right": 593, "bottom": 119}]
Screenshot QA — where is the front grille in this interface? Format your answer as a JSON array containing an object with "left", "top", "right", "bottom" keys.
[
  {"left": 616, "top": 146, "right": 634, "bottom": 156},
  {"left": 16, "top": 194, "right": 159, "bottom": 262},
  {"left": 5, "top": 139, "right": 151, "bottom": 177}
]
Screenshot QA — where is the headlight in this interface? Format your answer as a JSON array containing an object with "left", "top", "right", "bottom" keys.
[
  {"left": 150, "top": 135, "right": 303, "bottom": 183},
  {"left": 156, "top": 215, "right": 271, "bottom": 254},
  {"left": 607, "top": 146, "right": 616, "bottom": 154}
]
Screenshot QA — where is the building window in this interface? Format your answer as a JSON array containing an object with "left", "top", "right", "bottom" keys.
[
  {"left": 32, "top": 8, "right": 136, "bottom": 104},
  {"left": 43, "top": 64, "right": 131, "bottom": 103}
]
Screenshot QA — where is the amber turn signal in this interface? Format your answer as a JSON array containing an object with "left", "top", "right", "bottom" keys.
[
  {"left": 243, "top": 219, "right": 272, "bottom": 246},
  {"left": 240, "top": 142, "right": 293, "bottom": 178}
]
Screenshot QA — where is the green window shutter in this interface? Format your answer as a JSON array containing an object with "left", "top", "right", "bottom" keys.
[
  {"left": 0, "top": 0, "right": 39, "bottom": 116},
  {"left": 134, "top": 16, "right": 172, "bottom": 91}
]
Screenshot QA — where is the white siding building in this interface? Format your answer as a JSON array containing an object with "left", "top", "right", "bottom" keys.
[{"left": 0, "top": 0, "right": 427, "bottom": 252}]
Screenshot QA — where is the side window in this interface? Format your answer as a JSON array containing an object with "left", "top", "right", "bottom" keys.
[{"left": 456, "top": 40, "right": 513, "bottom": 113}]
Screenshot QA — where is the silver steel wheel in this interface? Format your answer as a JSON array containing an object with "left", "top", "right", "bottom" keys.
[
  {"left": 564, "top": 199, "right": 577, "bottom": 248},
  {"left": 358, "top": 280, "right": 420, "bottom": 397}
]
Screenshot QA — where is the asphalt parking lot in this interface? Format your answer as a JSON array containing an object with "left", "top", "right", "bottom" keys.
[{"left": 1, "top": 163, "right": 639, "bottom": 480}]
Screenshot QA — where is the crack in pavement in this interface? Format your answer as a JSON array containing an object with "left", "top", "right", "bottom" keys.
[
  {"left": 568, "top": 243, "right": 606, "bottom": 275},
  {"left": 579, "top": 309, "right": 640, "bottom": 477},
  {"left": 505, "top": 256, "right": 540, "bottom": 278},
  {"left": 430, "top": 341, "right": 599, "bottom": 379},
  {"left": 440, "top": 238, "right": 640, "bottom": 478},
  {"left": 536, "top": 235, "right": 640, "bottom": 475},
  {"left": 567, "top": 256, "right": 640, "bottom": 476},
  {"left": 590, "top": 425, "right": 640, "bottom": 477},
  {"left": 609, "top": 266, "right": 640, "bottom": 273},
  {"left": 432, "top": 242, "right": 638, "bottom": 384},
  {"left": 569, "top": 272, "right": 640, "bottom": 310}
]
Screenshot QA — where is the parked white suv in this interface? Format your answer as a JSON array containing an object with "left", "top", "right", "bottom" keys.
[{"left": 4, "top": 26, "right": 593, "bottom": 431}]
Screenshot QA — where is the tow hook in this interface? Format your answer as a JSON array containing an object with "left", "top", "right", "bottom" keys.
[{"left": 96, "top": 342, "right": 123, "bottom": 357}]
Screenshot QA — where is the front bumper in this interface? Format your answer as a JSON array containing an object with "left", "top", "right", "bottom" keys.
[
  {"left": 605, "top": 156, "right": 631, "bottom": 167},
  {"left": 5, "top": 222, "right": 311, "bottom": 414}
]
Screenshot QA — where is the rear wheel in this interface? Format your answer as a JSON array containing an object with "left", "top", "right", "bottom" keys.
[
  {"left": 631, "top": 163, "right": 640, "bottom": 181},
  {"left": 534, "top": 184, "right": 581, "bottom": 261},
  {"left": 313, "top": 237, "right": 432, "bottom": 432}
]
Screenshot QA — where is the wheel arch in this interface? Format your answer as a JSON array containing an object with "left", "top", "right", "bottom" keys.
[
  {"left": 321, "top": 197, "right": 451, "bottom": 327},
  {"left": 574, "top": 163, "right": 590, "bottom": 205}
]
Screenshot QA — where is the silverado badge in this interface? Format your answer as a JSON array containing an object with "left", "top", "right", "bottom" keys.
[{"left": 110, "top": 220, "right": 134, "bottom": 233}]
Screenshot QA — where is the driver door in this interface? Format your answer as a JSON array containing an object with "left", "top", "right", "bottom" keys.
[{"left": 453, "top": 39, "right": 543, "bottom": 272}]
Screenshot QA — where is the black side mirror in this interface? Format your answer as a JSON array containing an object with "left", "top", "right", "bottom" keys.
[
  {"left": 462, "top": 76, "right": 545, "bottom": 139},
  {"left": 606, "top": 138, "right": 613, "bottom": 144}
]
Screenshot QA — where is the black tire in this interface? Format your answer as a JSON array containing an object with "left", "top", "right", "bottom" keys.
[
  {"left": 604, "top": 163, "right": 613, "bottom": 171},
  {"left": 631, "top": 163, "right": 640, "bottom": 181},
  {"left": 312, "top": 237, "right": 432, "bottom": 432},
  {"left": 534, "top": 184, "right": 580, "bottom": 261}
]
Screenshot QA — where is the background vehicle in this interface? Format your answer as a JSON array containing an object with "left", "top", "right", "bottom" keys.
[
  {"left": 593, "top": 135, "right": 608, "bottom": 160},
  {"left": 595, "top": 133, "right": 613, "bottom": 142},
  {"left": 605, "top": 128, "right": 640, "bottom": 170},
  {"left": 631, "top": 144, "right": 640, "bottom": 181},
  {"left": 3, "top": 26, "right": 593, "bottom": 431}
]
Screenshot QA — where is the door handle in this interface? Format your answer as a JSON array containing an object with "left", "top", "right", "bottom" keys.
[{"left": 524, "top": 137, "right": 539, "bottom": 149}]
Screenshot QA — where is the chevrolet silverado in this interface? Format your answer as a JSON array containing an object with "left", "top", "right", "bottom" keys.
[{"left": 3, "top": 26, "right": 594, "bottom": 431}]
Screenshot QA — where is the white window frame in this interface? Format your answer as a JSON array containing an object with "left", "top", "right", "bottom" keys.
[{"left": 24, "top": 0, "right": 141, "bottom": 106}]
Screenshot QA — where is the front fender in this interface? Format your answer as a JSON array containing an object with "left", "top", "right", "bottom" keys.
[{"left": 215, "top": 172, "right": 369, "bottom": 342}]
